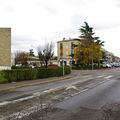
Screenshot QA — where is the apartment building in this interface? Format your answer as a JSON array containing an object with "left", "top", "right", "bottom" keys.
[
  {"left": 57, "top": 38, "right": 80, "bottom": 66},
  {"left": 0, "top": 28, "right": 11, "bottom": 70}
]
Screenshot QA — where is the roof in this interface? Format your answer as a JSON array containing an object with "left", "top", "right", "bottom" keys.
[{"left": 57, "top": 38, "right": 81, "bottom": 43}]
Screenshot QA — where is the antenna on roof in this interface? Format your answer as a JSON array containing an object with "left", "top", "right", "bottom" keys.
[{"left": 63, "top": 38, "right": 65, "bottom": 41}]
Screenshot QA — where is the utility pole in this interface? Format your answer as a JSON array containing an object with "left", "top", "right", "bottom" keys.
[{"left": 91, "top": 43, "right": 94, "bottom": 70}]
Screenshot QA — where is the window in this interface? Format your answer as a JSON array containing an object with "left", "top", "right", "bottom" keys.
[{"left": 60, "top": 43, "right": 63, "bottom": 57}]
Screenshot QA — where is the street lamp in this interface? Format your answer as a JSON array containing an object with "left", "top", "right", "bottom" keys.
[
  {"left": 62, "top": 59, "right": 64, "bottom": 76},
  {"left": 69, "top": 56, "right": 72, "bottom": 71}
]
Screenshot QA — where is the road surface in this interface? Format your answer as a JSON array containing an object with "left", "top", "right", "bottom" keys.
[
  {"left": 1, "top": 68, "right": 120, "bottom": 120},
  {"left": 0, "top": 69, "right": 120, "bottom": 102},
  {"left": 55, "top": 78, "right": 120, "bottom": 109}
]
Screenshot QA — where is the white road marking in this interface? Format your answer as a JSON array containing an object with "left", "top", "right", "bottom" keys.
[
  {"left": 0, "top": 87, "right": 64, "bottom": 107},
  {"left": 66, "top": 85, "right": 78, "bottom": 91},
  {"left": 0, "top": 101, "right": 10, "bottom": 106},
  {"left": 33, "top": 92, "right": 41, "bottom": 96},
  {"left": 71, "top": 88, "right": 89, "bottom": 97},
  {"left": 83, "top": 75, "right": 92, "bottom": 78},
  {"left": 11, "top": 96, "right": 35, "bottom": 103},
  {"left": 72, "top": 77, "right": 94, "bottom": 86},
  {"left": 104, "top": 75, "right": 113, "bottom": 79},
  {"left": 33, "top": 87, "right": 63, "bottom": 97},
  {"left": 96, "top": 75, "right": 105, "bottom": 78}
]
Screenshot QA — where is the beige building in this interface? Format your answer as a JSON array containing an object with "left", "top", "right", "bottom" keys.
[
  {"left": 57, "top": 38, "right": 80, "bottom": 66},
  {"left": 0, "top": 28, "right": 11, "bottom": 70}
]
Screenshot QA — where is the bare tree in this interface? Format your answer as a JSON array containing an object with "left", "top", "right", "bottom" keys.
[
  {"left": 14, "top": 51, "right": 29, "bottom": 66},
  {"left": 37, "top": 42, "right": 54, "bottom": 68},
  {"left": 29, "top": 49, "right": 35, "bottom": 56},
  {"left": 37, "top": 46, "right": 45, "bottom": 67}
]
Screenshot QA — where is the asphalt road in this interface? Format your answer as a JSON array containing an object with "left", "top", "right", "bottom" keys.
[
  {"left": 1, "top": 68, "right": 120, "bottom": 120},
  {"left": 0, "top": 68, "right": 120, "bottom": 103},
  {"left": 55, "top": 69, "right": 120, "bottom": 110}
]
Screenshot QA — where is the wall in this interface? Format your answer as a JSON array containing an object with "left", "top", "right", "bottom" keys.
[{"left": 0, "top": 28, "right": 11, "bottom": 70}]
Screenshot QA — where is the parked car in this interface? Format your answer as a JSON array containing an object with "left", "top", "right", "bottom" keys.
[
  {"left": 15, "top": 64, "right": 22, "bottom": 67},
  {"left": 29, "top": 65, "right": 35, "bottom": 68},
  {"left": 112, "top": 62, "right": 120, "bottom": 67},
  {"left": 102, "top": 63, "right": 112, "bottom": 68}
]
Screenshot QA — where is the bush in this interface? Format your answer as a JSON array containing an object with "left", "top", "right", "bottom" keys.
[
  {"left": 3, "top": 69, "right": 38, "bottom": 82},
  {"left": 0, "top": 71, "right": 7, "bottom": 83},
  {"left": 48, "top": 64, "right": 58, "bottom": 68},
  {"left": 56, "top": 67, "right": 63, "bottom": 76},
  {"left": 64, "top": 66, "right": 71, "bottom": 74},
  {"left": 2, "top": 66, "right": 71, "bottom": 83}
]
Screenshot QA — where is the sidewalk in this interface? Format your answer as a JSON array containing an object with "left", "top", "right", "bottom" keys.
[{"left": 0, "top": 71, "right": 77, "bottom": 92}]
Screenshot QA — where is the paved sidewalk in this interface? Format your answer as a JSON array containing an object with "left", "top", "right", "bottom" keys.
[{"left": 0, "top": 71, "right": 78, "bottom": 92}]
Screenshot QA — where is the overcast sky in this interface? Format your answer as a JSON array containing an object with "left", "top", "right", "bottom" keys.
[{"left": 0, "top": 0, "right": 120, "bottom": 56}]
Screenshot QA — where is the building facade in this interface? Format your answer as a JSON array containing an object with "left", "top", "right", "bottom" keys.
[
  {"left": 0, "top": 28, "right": 11, "bottom": 70},
  {"left": 57, "top": 38, "right": 80, "bottom": 66}
]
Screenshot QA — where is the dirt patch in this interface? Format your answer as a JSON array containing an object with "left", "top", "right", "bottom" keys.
[
  {"left": 16, "top": 103, "right": 120, "bottom": 120},
  {"left": 18, "top": 107, "right": 101, "bottom": 120}
]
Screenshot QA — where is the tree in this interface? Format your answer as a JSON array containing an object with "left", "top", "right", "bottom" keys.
[
  {"left": 29, "top": 49, "right": 35, "bottom": 56},
  {"left": 94, "top": 39, "right": 104, "bottom": 68},
  {"left": 37, "top": 46, "right": 44, "bottom": 67},
  {"left": 75, "top": 22, "right": 104, "bottom": 69},
  {"left": 37, "top": 42, "right": 54, "bottom": 67},
  {"left": 14, "top": 51, "right": 29, "bottom": 65}
]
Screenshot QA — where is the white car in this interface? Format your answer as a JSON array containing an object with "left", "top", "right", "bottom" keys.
[
  {"left": 106, "top": 63, "right": 112, "bottom": 68},
  {"left": 15, "top": 64, "right": 22, "bottom": 67},
  {"left": 103, "top": 63, "right": 112, "bottom": 68}
]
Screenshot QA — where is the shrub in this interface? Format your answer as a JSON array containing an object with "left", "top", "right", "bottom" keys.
[
  {"left": 2, "top": 66, "right": 71, "bottom": 83},
  {"left": 0, "top": 71, "right": 7, "bottom": 83},
  {"left": 64, "top": 66, "right": 71, "bottom": 74},
  {"left": 48, "top": 64, "right": 58, "bottom": 68},
  {"left": 56, "top": 67, "right": 63, "bottom": 76},
  {"left": 37, "top": 68, "right": 48, "bottom": 78}
]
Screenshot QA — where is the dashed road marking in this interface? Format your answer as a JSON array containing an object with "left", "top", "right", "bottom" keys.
[
  {"left": 96, "top": 75, "right": 105, "bottom": 78},
  {"left": 104, "top": 75, "right": 113, "bottom": 79},
  {"left": 11, "top": 96, "right": 35, "bottom": 103},
  {"left": 83, "top": 75, "right": 92, "bottom": 78},
  {"left": 0, "top": 101, "right": 10, "bottom": 106}
]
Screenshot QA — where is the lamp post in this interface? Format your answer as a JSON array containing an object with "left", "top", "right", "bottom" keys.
[
  {"left": 70, "top": 56, "right": 72, "bottom": 71},
  {"left": 62, "top": 59, "right": 64, "bottom": 76}
]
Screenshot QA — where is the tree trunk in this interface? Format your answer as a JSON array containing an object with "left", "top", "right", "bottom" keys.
[{"left": 45, "top": 60, "right": 48, "bottom": 68}]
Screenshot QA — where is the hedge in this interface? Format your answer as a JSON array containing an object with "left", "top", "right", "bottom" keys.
[
  {"left": 1, "top": 66, "right": 71, "bottom": 83},
  {"left": 0, "top": 71, "right": 8, "bottom": 83}
]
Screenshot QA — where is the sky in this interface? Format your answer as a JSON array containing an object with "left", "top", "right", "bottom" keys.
[{"left": 0, "top": 0, "right": 120, "bottom": 56}]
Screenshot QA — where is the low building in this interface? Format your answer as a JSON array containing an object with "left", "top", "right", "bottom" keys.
[{"left": 0, "top": 28, "right": 11, "bottom": 70}]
